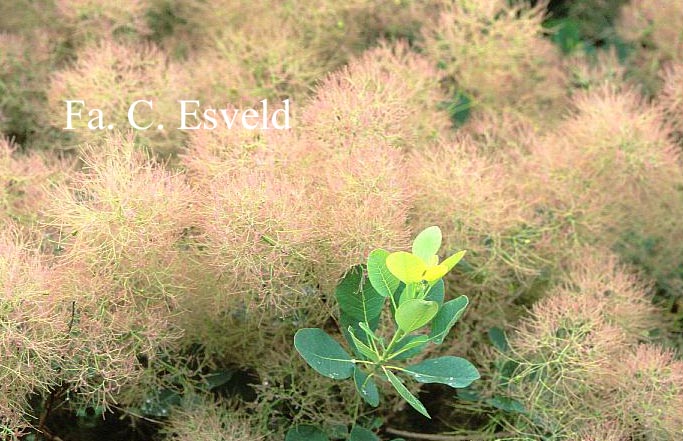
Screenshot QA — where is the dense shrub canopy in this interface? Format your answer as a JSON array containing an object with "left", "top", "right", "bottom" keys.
[{"left": 1, "top": 0, "right": 683, "bottom": 440}]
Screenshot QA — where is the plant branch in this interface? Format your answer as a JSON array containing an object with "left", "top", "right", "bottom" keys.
[
  {"left": 385, "top": 427, "right": 516, "bottom": 441},
  {"left": 38, "top": 386, "right": 67, "bottom": 441},
  {"left": 67, "top": 300, "right": 76, "bottom": 335}
]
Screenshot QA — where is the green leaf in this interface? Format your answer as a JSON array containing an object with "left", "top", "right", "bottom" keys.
[
  {"left": 365, "top": 417, "right": 383, "bottom": 430},
  {"left": 392, "top": 283, "right": 420, "bottom": 304},
  {"left": 348, "top": 326, "right": 379, "bottom": 362},
  {"left": 335, "top": 265, "right": 384, "bottom": 324},
  {"left": 328, "top": 424, "right": 349, "bottom": 440},
  {"left": 140, "top": 388, "right": 181, "bottom": 417},
  {"left": 411, "top": 226, "right": 442, "bottom": 262},
  {"left": 389, "top": 335, "right": 429, "bottom": 360},
  {"left": 204, "top": 368, "right": 235, "bottom": 390},
  {"left": 546, "top": 18, "right": 582, "bottom": 54},
  {"left": 488, "top": 327, "right": 509, "bottom": 352},
  {"left": 445, "top": 90, "right": 472, "bottom": 126},
  {"left": 358, "top": 321, "right": 381, "bottom": 342},
  {"left": 367, "top": 249, "right": 400, "bottom": 298},
  {"left": 498, "top": 359, "right": 519, "bottom": 386},
  {"left": 386, "top": 251, "right": 426, "bottom": 284},
  {"left": 486, "top": 396, "right": 526, "bottom": 414},
  {"left": 398, "top": 282, "right": 418, "bottom": 305},
  {"left": 384, "top": 369, "right": 430, "bottom": 418},
  {"left": 457, "top": 388, "right": 481, "bottom": 402},
  {"left": 353, "top": 367, "right": 380, "bottom": 407},
  {"left": 341, "top": 312, "right": 377, "bottom": 359},
  {"left": 429, "top": 295, "right": 469, "bottom": 344},
  {"left": 286, "top": 425, "right": 329, "bottom": 441},
  {"left": 395, "top": 299, "right": 438, "bottom": 334},
  {"left": 294, "top": 328, "right": 355, "bottom": 379},
  {"left": 424, "top": 279, "right": 444, "bottom": 305},
  {"left": 349, "top": 425, "right": 380, "bottom": 441},
  {"left": 404, "top": 356, "right": 480, "bottom": 388}
]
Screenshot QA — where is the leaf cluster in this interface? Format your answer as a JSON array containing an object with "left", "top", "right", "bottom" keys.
[{"left": 293, "top": 226, "right": 479, "bottom": 428}]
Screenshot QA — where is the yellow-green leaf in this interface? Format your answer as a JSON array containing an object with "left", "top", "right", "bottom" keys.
[
  {"left": 386, "top": 251, "right": 426, "bottom": 284},
  {"left": 395, "top": 299, "right": 438, "bottom": 333},
  {"left": 411, "top": 226, "right": 442, "bottom": 262},
  {"left": 367, "top": 249, "right": 400, "bottom": 298},
  {"left": 423, "top": 264, "right": 449, "bottom": 282},
  {"left": 442, "top": 250, "right": 467, "bottom": 272}
]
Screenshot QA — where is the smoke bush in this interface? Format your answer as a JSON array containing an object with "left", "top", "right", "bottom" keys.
[
  {"left": 55, "top": 0, "right": 150, "bottom": 43},
  {"left": 25, "top": 134, "right": 194, "bottom": 413},
  {"left": 617, "top": 0, "right": 683, "bottom": 63},
  {"left": 565, "top": 48, "right": 630, "bottom": 93},
  {"left": 501, "top": 251, "right": 662, "bottom": 437},
  {"left": 421, "top": 0, "right": 568, "bottom": 122},
  {"left": 180, "top": 44, "right": 432, "bottom": 317},
  {"left": 407, "top": 134, "right": 572, "bottom": 368},
  {"left": 616, "top": 345, "right": 683, "bottom": 438},
  {"left": 0, "top": 138, "right": 67, "bottom": 227},
  {"left": 151, "top": 0, "right": 426, "bottom": 99},
  {"left": 175, "top": 106, "right": 411, "bottom": 393},
  {"left": 161, "top": 395, "right": 260, "bottom": 441},
  {"left": 300, "top": 40, "right": 451, "bottom": 150},
  {"left": 660, "top": 62, "right": 683, "bottom": 142},
  {"left": 0, "top": 32, "right": 59, "bottom": 147},
  {"left": 47, "top": 40, "right": 185, "bottom": 156},
  {"left": 531, "top": 84, "right": 683, "bottom": 295},
  {"left": 0, "top": 0, "right": 61, "bottom": 38},
  {"left": 616, "top": 0, "right": 683, "bottom": 93},
  {"left": 2, "top": 2, "right": 683, "bottom": 438},
  {"left": 0, "top": 227, "right": 60, "bottom": 437}
]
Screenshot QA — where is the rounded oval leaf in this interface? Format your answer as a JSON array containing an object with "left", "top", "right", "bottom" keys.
[
  {"left": 424, "top": 279, "right": 445, "bottom": 305},
  {"left": 386, "top": 251, "right": 426, "bottom": 284},
  {"left": 404, "top": 356, "right": 480, "bottom": 388},
  {"left": 335, "top": 265, "right": 384, "bottom": 323},
  {"left": 353, "top": 367, "right": 380, "bottom": 407},
  {"left": 429, "top": 295, "right": 469, "bottom": 344},
  {"left": 488, "top": 327, "right": 509, "bottom": 352},
  {"left": 294, "top": 328, "right": 355, "bottom": 379},
  {"left": 349, "top": 425, "right": 380, "bottom": 441},
  {"left": 395, "top": 299, "right": 438, "bottom": 334},
  {"left": 411, "top": 226, "right": 442, "bottom": 262},
  {"left": 367, "top": 249, "right": 400, "bottom": 298},
  {"left": 286, "top": 425, "right": 329, "bottom": 441},
  {"left": 422, "top": 264, "right": 449, "bottom": 282}
]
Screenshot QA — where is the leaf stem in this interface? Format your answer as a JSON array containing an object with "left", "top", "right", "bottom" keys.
[
  {"left": 382, "top": 329, "right": 405, "bottom": 361},
  {"left": 352, "top": 393, "right": 361, "bottom": 426},
  {"left": 389, "top": 290, "right": 398, "bottom": 311}
]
